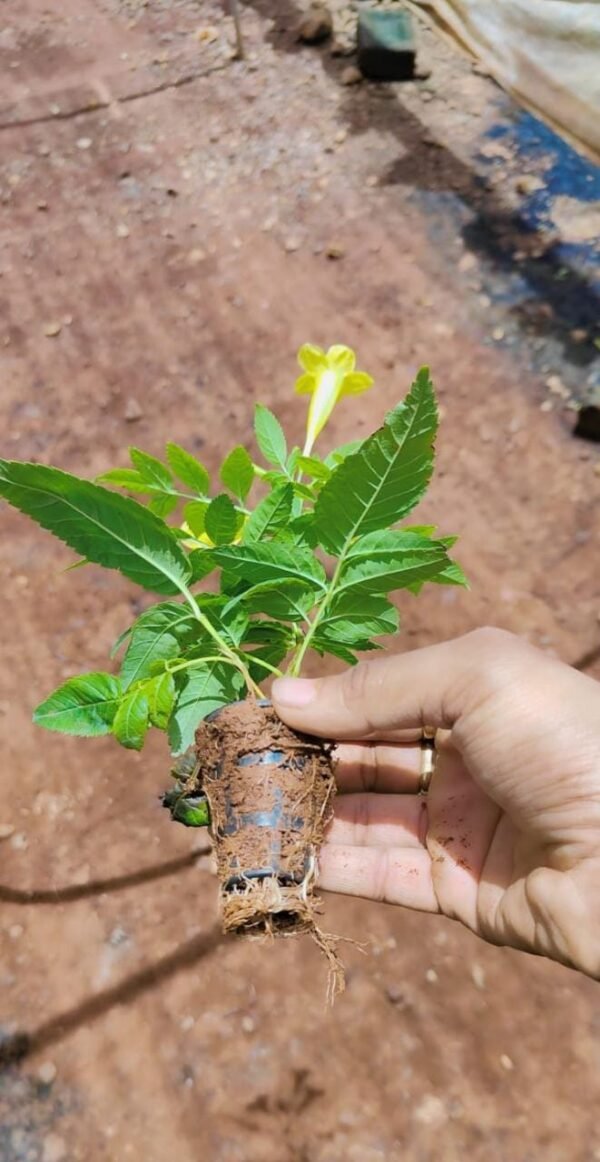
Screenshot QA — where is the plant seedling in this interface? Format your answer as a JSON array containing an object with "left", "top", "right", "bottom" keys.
[{"left": 0, "top": 345, "right": 465, "bottom": 979}]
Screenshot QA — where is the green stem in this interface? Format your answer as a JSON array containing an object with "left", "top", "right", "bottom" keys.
[
  {"left": 287, "top": 554, "right": 346, "bottom": 676},
  {"left": 167, "top": 655, "right": 237, "bottom": 674},
  {"left": 243, "top": 655, "right": 284, "bottom": 678},
  {"left": 179, "top": 586, "right": 263, "bottom": 698}
]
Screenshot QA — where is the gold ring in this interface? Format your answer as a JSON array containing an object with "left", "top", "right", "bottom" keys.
[{"left": 418, "top": 729, "right": 436, "bottom": 794}]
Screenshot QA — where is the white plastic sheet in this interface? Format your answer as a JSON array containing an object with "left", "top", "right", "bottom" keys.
[{"left": 414, "top": 0, "right": 600, "bottom": 161}]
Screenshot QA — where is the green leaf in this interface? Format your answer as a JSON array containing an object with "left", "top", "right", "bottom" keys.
[
  {"left": 296, "top": 455, "right": 331, "bottom": 482},
  {"left": 168, "top": 663, "right": 244, "bottom": 754},
  {"left": 431, "top": 560, "right": 469, "bottom": 588},
  {"left": 184, "top": 501, "right": 209, "bottom": 538},
  {"left": 337, "top": 531, "right": 450, "bottom": 599},
  {"left": 319, "top": 593, "right": 399, "bottom": 644},
  {"left": 129, "top": 447, "right": 173, "bottom": 492},
  {"left": 313, "top": 369, "right": 438, "bottom": 555},
  {"left": 292, "top": 482, "right": 316, "bottom": 501},
  {"left": 312, "top": 638, "right": 359, "bottom": 666},
  {"left": 148, "top": 493, "right": 178, "bottom": 518},
  {"left": 164, "top": 789, "right": 210, "bottom": 827},
  {"left": 204, "top": 494, "right": 238, "bottom": 545},
  {"left": 220, "top": 445, "right": 254, "bottom": 501},
  {"left": 324, "top": 440, "right": 363, "bottom": 469},
  {"left": 33, "top": 673, "right": 122, "bottom": 736},
  {"left": 212, "top": 542, "right": 327, "bottom": 592},
  {"left": 187, "top": 548, "right": 216, "bottom": 584},
  {"left": 145, "top": 672, "right": 176, "bottom": 729},
  {"left": 111, "top": 624, "right": 133, "bottom": 659},
  {"left": 165, "top": 443, "right": 210, "bottom": 496},
  {"left": 121, "top": 602, "right": 197, "bottom": 688},
  {"left": 242, "top": 482, "right": 293, "bottom": 543},
  {"left": 0, "top": 462, "right": 192, "bottom": 595},
  {"left": 113, "top": 687, "right": 149, "bottom": 750},
  {"left": 96, "top": 468, "right": 150, "bottom": 494},
  {"left": 227, "top": 578, "right": 317, "bottom": 622},
  {"left": 254, "top": 404, "right": 287, "bottom": 469}
]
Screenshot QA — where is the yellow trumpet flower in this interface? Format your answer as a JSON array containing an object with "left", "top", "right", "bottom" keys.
[{"left": 295, "top": 344, "right": 374, "bottom": 455}]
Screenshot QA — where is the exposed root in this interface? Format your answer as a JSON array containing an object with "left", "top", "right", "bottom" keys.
[{"left": 194, "top": 698, "right": 345, "bottom": 995}]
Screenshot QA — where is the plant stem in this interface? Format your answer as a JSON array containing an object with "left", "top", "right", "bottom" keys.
[
  {"left": 179, "top": 586, "right": 263, "bottom": 698},
  {"left": 243, "top": 655, "right": 284, "bottom": 678},
  {"left": 287, "top": 554, "right": 345, "bottom": 676}
]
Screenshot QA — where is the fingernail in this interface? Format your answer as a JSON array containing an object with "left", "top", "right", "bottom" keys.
[{"left": 271, "top": 677, "right": 316, "bottom": 708}]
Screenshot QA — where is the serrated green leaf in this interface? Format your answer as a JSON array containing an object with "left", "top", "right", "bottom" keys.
[
  {"left": 148, "top": 493, "right": 178, "bottom": 518},
  {"left": 227, "top": 578, "right": 317, "bottom": 622},
  {"left": 0, "top": 462, "right": 192, "bottom": 595},
  {"left": 168, "top": 663, "right": 244, "bottom": 754},
  {"left": 212, "top": 542, "right": 327, "bottom": 592},
  {"left": 121, "top": 602, "right": 197, "bottom": 688},
  {"left": 184, "top": 501, "right": 209, "bottom": 538},
  {"left": 292, "top": 482, "right": 316, "bottom": 501},
  {"left": 204, "top": 494, "right": 238, "bottom": 545},
  {"left": 313, "top": 369, "right": 438, "bottom": 554},
  {"left": 165, "top": 442, "right": 210, "bottom": 495},
  {"left": 129, "top": 447, "right": 173, "bottom": 491},
  {"left": 403, "top": 524, "right": 437, "bottom": 537},
  {"left": 113, "top": 687, "right": 149, "bottom": 750},
  {"left": 33, "top": 673, "right": 122, "bottom": 736},
  {"left": 324, "top": 440, "right": 363, "bottom": 469},
  {"left": 431, "top": 560, "right": 469, "bottom": 587},
  {"left": 320, "top": 593, "right": 399, "bottom": 644},
  {"left": 242, "top": 482, "right": 293, "bottom": 543},
  {"left": 286, "top": 447, "right": 301, "bottom": 475},
  {"left": 337, "top": 530, "right": 449, "bottom": 599},
  {"left": 111, "top": 624, "right": 133, "bottom": 659},
  {"left": 312, "top": 638, "right": 359, "bottom": 666},
  {"left": 187, "top": 548, "right": 216, "bottom": 584},
  {"left": 296, "top": 455, "right": 331, "bottom": 482},
  {"left": 254, "top": 404, "right": 287, "bottom": 469},
  {"left": 220, "top": 445, "right": 254, "bottom": 501},
  {"left": 96, "top": 468, "right": 150, "bottom": 494},
  {"left": 145, "top": 672, "right": 176, "bottom": 729}
]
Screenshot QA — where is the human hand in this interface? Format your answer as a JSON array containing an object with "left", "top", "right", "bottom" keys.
[{"left": 272, "top": 629, "right": 600, "bottom": 978}]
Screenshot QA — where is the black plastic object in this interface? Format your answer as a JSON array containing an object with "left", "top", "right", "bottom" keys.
[{"left": 357, "top": 9, "right": 416, "bottom": 82}]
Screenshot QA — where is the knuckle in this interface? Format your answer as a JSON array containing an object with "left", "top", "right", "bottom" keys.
[{"left": 461, "top": 627, "right": 527, "bottom": 702}]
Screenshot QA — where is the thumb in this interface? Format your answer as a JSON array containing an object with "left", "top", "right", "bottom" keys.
[{"left": 272, "top": 631, "right": 497, "bottom": 740}]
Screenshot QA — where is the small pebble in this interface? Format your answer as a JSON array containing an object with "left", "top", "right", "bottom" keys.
[
  {"left": 43, "top": 322, "right": 61, "bottom": 338},
  {"left": 492, "top": 326, "right": 505, "bottom": 341},
  {"left": 425, "top": 968, "right": 438, "bottom": 984},
  {"left": 76, "top": 137, "right": 92, "bottom": 150},
  {"left": 9, "top": 924, "right": 24, "bottom": 940},
  {"left": 284, "top": 237, "right": 301, "bottom": 253},
  {"left": 545, "top": 374, "right": 570, "bottom": 399},
  {"left": 0, "top": 823, "right": 15, "bottom": 840},
  {"left": 241, "top": 1015, "right": 255, "bottom": 1033},
  {"left": 116, "top": 223, "right": 130, "bottom": 238},
  {"left": 298, "top": 4, "right": 333, "bottom": 45},
  {"left": 10, "top": 832, "right": 28, "bottom": 850},
  {"left": 37, "top": 1061, "right": 57, "bottom": 1085},
  {"left": 326, "top": 243, "right": 345, "bottom": 259},
  {"left": 500, "top": 1053, "right": 514, "bottom": 1071},
  {"left": 124, "top": 398, "right": 143, "bottom": 422},
  {"left": 340, "top": 65, "right": 362, "bottom": 86},
  {"left": 540, "top": 399, "right": 554, "bottom": 412}
]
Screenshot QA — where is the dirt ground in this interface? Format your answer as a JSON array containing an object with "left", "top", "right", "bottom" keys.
[{"left": 1, "top": 2, "right": 599, "bottom": 1160}]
